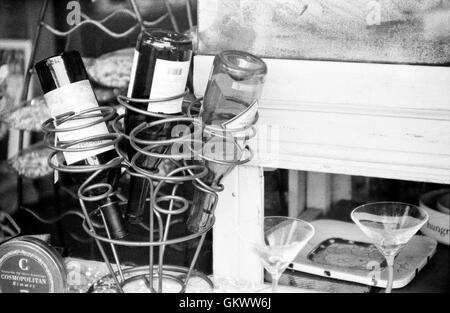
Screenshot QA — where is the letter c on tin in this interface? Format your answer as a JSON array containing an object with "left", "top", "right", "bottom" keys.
[{"left": 19, "top": 258, "right": 29, "bottom": 271}]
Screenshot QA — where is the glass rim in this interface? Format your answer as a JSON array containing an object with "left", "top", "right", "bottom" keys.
[
  {"left": 350, "top": 201, "right": 429, "bottom": 221},
  {"left": 218, "top": 50, "right": 267, "bottom": 75},
  {"left": 264, "top": 215, "right": 315, "bottom": 232}
]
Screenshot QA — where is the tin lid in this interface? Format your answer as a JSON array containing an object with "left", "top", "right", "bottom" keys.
[{"left": 0, "top": 236, "right": 67, "bottom": 293}]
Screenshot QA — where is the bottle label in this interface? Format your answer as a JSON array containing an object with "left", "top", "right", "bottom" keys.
[
  {"left": 222, "top": 100, "right": 258, "bottom": 130},
  {"left": 44, "top": 80, "right": 113, "bottom": 165},
  {"left": 231, "top": 81, "right": 259, "bottom": 93},
  {"left": 147, "top": 58, "right": 191, "bottom": 114},
  {"left": 223, "top": 100, "right": 258, "bottom": 150}
]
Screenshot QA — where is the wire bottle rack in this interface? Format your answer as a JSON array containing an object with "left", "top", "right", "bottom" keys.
[
  {"left": 41, "top": 90, "right": 256, "bottom": 292},
  {"left": 7, "top": 0, "right": 258, "bottom": 293},
  {"left": 12, "top": 0, "right": 195, "bottom": 243}
]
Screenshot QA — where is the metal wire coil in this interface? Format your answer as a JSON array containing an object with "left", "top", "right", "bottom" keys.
[{"left": 41, "top": 91, "right": 257, "bottom": 293}]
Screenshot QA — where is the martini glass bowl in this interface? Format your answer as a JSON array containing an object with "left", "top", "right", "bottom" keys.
[
  {"left": 351, "top": 202, "right": 428, "bottom": 293},
  {"left": 253, "top": 216, "right": 315, "bottom": 293}
]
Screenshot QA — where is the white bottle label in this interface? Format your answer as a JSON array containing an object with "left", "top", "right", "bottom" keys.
[
  {"left": 222, "top": 100, "right": 258, "bottom": 150},
  {"left": 222, "top": 100, "right": 258, "bottom": 130},
  {"left": 148, "top": 58, "right": 190, "bottom": 114},
  {"left": 231, "top": 81, "right": 258, "bottom": 93},
  {"left": 44, "top": 79, "right": 113, "bottom": 165}
]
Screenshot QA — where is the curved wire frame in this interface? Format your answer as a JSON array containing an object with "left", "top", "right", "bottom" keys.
[
  {"left": 13, "top": 0, "right": 198, "bottom": 281},
  {"left": 29, "top": 0, "right": 256, "bottom": 287},
  {"left": 40, "top": 0, "right": 179, "bottom": 39},
  {"left": 40, "top": 90, "right": 258, "bottom": 293}
]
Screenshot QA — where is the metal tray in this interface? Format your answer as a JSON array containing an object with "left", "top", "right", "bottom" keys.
[{"left": 290, "top": 219, "right": 437, "bottom": 289}]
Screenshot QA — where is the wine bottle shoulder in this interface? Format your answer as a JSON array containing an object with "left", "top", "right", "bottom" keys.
[{"left": 35, "top": 51, "right": 88, "bottom": 94}]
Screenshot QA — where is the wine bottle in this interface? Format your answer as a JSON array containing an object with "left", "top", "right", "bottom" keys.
[
  {"left": 124, "top": 29, "right": 193, "bottom": 224},
  {"left": 35, "top": 51, "right": 127, "bottom": 239},
  {"left": 186, "top": 50, "right": 267, "bottom": 233}
]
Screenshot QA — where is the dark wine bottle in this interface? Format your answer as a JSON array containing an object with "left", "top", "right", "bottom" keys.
[
  {"left": 35, "top": 51, "right": 127, "bottom": 239},
  {"left": 124, "top": 29, "right": 193, "bottom": 224}
]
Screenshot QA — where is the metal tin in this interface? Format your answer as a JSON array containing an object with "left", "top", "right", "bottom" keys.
[{"left": 0, "top": 236, "right": 66, "bottom": 293}]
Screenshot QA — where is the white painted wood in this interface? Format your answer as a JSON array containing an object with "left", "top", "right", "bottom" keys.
[
  {"left": 288, "top": 170, "right": 306, "bottom": 217},
  {"left": 194, "top": 55, "right": 450, "bottom": 184},
  {"left": 195, "top": 55, "right": 450, "bottom": 286},
  {"left": 213, "top": 165, "right": 264, "bottom": 284},
  {"left": 306, "top": 172, "right": 332, "bottom": 212},
  {"left": 195, "top": 55, "right": 450, "bottom": 110}
]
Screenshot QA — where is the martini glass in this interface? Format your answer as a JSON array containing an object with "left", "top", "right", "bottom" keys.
[
  {"left": 253, "top": 216, "right": 315, "bottom": 293},
  {"left": 351, "top": 202, "right": 428, "bottom": 293}
]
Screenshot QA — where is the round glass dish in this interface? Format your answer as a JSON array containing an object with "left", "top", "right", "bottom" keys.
[
  {"left": 0, "top": 96, "right": 50, "bottom": 132},
  {"left": 83, "top": 48, "right": 134, "bottom": 89},
  {"left": 8, "top": 141, "right": 53, "bottom": 178}
]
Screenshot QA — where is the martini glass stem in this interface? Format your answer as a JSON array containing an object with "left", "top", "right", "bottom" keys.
[
  {"left": 271, "top": 273, "right": 280, "bottom": 293},
  {"left": 385, "top": 255, "right": 395, "bottom": 293}
]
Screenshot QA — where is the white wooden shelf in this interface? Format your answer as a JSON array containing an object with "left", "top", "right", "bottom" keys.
[
  {"left": 195, "top": 55, "right": 450, "bottom": 184},
  {"left": 194, "top": 55, "right": 450, "bottom": 285}
]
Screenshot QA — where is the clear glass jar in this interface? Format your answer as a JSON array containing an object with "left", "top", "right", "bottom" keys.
[
  {"left": 200, "top": 50, "right": 267, "bottom": 129},
  {"left": 186, "top": 51, "right": 267, "bottom": 234}
]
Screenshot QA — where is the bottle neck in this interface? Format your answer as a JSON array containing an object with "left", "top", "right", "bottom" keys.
[{"left": 35, "top": 51, "right": 88, "bottom": 94}]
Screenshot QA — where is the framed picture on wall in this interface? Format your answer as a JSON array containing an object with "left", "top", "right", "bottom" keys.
[{"left": 0, "top": 39, "right": 32, "bottom": 158}]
